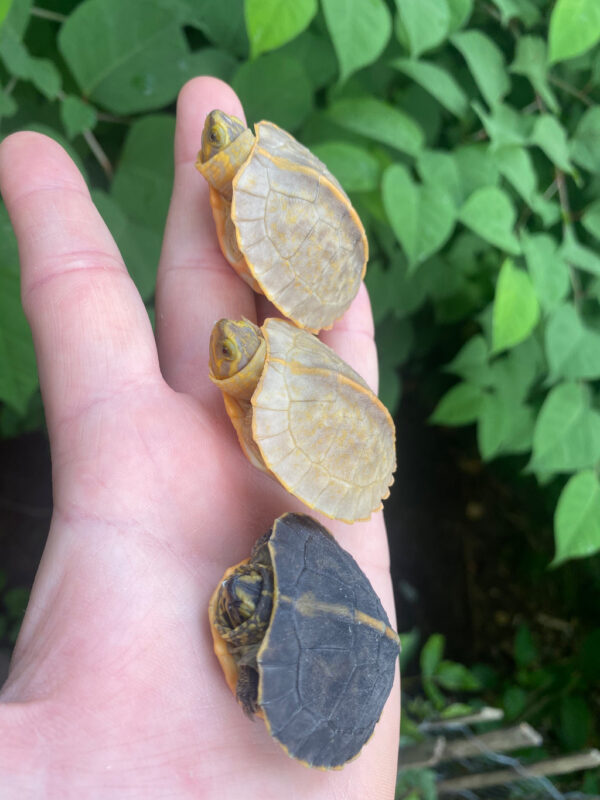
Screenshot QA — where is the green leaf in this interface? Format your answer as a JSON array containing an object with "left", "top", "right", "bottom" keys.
[
  {"left": 492, "top": 259, "right": 540, "bottom": 353},
  {"left": 60, "top": 95, "right": 97, "bottom": 140},
  {"left": 398, "top": 628, "right": 420, "bottom": 673},
  {"left": 549, "top": 0, "right": 600, "bottom": 64},
  {"left": 510, "top": 36, "right": 558, "bottom": 112},
  {"left": 545, "top": 303, "right": 600, "bottom": 380},
  {"left": 491, "top": 0, "right": 540, "bottom": 26},
  {"left": 530, "top": 382, "right": 600, "bottom": 473},
  {"left": 58, "top": 0, "right": 191, "bottom": 114},
  {"left": 514, "top": 624, "right": 538, "bottom": 667},
  {"left": 0, "top": 28, "right": 61, "bottom": 98},
  {"left": 310, "top": 141, "right": 380, "bottom": 192},
  {"left": 473, "top": 101, "right": 533, "bottom": 149},
  {"left": 430, "top": 381, "right": 485, "bottom": 425},
  {"left": 180, "top": 0, "right": 248, "bottom": 57},
  {"left": 459, "top": 187, "right": 521, "bottom": 255},
  {"left": 0, "top": 25, "right": 29, "bottom": 77},
  {"left": 376, "top": 314, "right": 413, "bottom": 371},
  {"left": 382, "top": 163, "right": 456, "bottom": 268},
  {"left": 0, "top": 0, "right": 13, "bottom": 28},
  {"left": 390, "top": 58, "right": 468, "bottom": 117},
  {"left": 582, "top": 199, "right": 600, "bottom": 241},
  {"left": 92, "top": 191, "right": 160, "bottom": 303},
  {"left": 186, "top": 48, "right": 238, "bottom": 83},
  {"left": 420, "top": 633, "right": 445, "bottom": 677},
  {"left": 441, "top": 702, "right": 477, "bottom": 719},
  {"left": 561, "top": 227, "right": 600, "bottom": 276},
  {"left": 280, "top": 31, "right": 337, "bottom": 90},
  {"left": 503, "top": 685, "right": 527, "bottom": 719},
  {"left": 490, "top": 336, "right": 544, "bottom": 403},
  {"left": 394, "top": 0, "right": 450, "bottom": 57},
  {"left": 477, "top": 392, "right": 535, "bottom": 459},
  {"left": 328, "top": 96, "right": 424, "bottom": 156},
  {"left": 531, "top": 115, "right": 574, "bottom": 174},
  {"left": 0, "top": 86, "right": 16, "bottom": 117},
  {"left": 495, "top": 146, "right": 560, "bottom": 226},
  {"left": 322, "top": 0, "right": 391, "bottom": 83},
  {"left": 477, "top": 392, "right": 508, "bottom": 459},
  {"left": 495, "top": 145, "right": 536, "bottom": 203},
  {"left": 477, "top": 394, "right": 535, "bottom": 461},
  {"left": 493, "top": 0, "right": 540, "bottom": 27},
  {"left": 417, "top": 150, "right": 462, "bottom": 205},
  {"left": 571, "top": 107, "right": 600, "bottom": 173},
  {"left": 371, "top": 253, "right": 432, "bottom": 320},
  {"left": 0, "top": 269, "right": 38, "bottom": 414},
  {"left": 451, "top": 29, "right": 510, "bottom": 107},
  {"left": 554, "top": 471, "right": 600, "bottom": 565},
  {"left": 232, "top": 54, "right": 313, "bottom": 131},
  {"left": 446, "top": 0, "right": 473, "bottom": 32},
  {"left": 111, "top": 115, "right": 176, "bottom": 232},
  {"left": 245, "top": 0, "right": 316, "bottom": 59},
  {"left": 28, "top": 57, "right": 61, "bottom": 99},
  {"left": 454, "top": 144, "right": 499, "bottom": 198},
  {"left": 396, "top": 768, "right": 438, "bottom": 800},
  {"left": 435, "top": 660, "right": 481, "bottom": 691},
  {"left": 0, "top": 0, "right": 30, "bottom": 41},
  {"left": 521, "top": 232, "right": 570, "bottom": 314},
  {"left": 367, "top": 261, "right": 405, "bottom": 324},
  {"left": 445, "top": 334, "right": 491, "bottom": 386}
]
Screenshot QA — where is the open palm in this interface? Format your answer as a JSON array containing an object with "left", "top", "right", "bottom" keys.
[{"left": 0, "top": 77, "right": 400, "bottom": 799}]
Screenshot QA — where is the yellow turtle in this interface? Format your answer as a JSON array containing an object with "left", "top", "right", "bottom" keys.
[
  {"left": 196, "top": 110, "right": 368, "bottom": 332},
  {"left": 209, "top": 317, "right": 396, "bottom": 523}
]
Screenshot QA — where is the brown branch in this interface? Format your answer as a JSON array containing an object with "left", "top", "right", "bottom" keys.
[
  {"left": 555, "top": 168, "right": 583, "bottom": 308},
  {"left": 548, "top": 75, "right": 594, "bottom": 107}
]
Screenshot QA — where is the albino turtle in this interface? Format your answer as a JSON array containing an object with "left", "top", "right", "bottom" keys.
[
  {"left": 209, "top": 317, "right": 396, "bottom": 523},
  {"left": 196, "top": 110, "right": 368, "bottom": 332}
]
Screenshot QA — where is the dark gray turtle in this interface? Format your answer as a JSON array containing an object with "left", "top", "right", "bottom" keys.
[{"left": 208, "top": 512, "right": 399, "bottom": 769}]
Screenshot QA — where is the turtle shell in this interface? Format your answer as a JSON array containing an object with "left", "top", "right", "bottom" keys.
[
  {"left": 251, "top": 319, "right": 395, "bottom": 523},
  {"left": 208, "top": 513, "right": 399, "bottom": 769},
  {"left": 231, "top": 122, "right": 368, "bottom": 332}
]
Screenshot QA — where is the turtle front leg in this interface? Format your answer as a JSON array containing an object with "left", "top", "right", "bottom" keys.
[{"left": 236, "top": 665, "right": 260, "bottom": 717}]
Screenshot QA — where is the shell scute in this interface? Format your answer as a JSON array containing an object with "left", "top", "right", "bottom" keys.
[
  {"left": 233, "top": 123, "right": 366, "bottom": 331},
  {"left": 247, "top": 319, "right": 395, "bottom": 522}
]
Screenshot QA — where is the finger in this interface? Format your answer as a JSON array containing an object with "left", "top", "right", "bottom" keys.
[
  {"left": 320, "top": 282, "right": 379, "bottom": 393},
  {"left": 0, "top": 132, "right": 159, "bottom": 437},
  {"left": 156, "top": 77, "right": 255, "bottom": 401}
]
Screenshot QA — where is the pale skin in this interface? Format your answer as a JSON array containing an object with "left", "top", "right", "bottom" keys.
[{"left": 0, "top": 77, "right": 400, "bottom": 799}]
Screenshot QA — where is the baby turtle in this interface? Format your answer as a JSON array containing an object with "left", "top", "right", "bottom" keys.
[
  {"left": 209, "top": 317, "right": 396, "bottom": 523},
  {"left": 208, "top": 512, "right": 399, "bottom": 769},
  {"left": 196, "top": 110, "right": 368, "bottom": 332}
]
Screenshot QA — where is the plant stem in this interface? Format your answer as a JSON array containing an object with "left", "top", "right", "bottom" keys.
[
  {"left": 83, "top": 130, "right": 113, "bottom": 181},
  {"left": 548, "top": 75, "right": 594, "bottom": 107},
  {"left": 556, "top": 169, "right": 584, "bottom": 309},
  {"left": 30, "top": 7, "right": 67, "bottom": 22}
]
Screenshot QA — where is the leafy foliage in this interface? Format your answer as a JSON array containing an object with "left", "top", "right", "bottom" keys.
[
  {"left": 1, "top": 2, "right": 600, "bottom": 790},
  {"left": 0, "top": 3, "right": 599, "bottom": 572}
]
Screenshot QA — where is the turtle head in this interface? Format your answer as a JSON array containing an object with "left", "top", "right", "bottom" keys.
[
  {"left": 199, "top": 110, "right": 247, "bottom": 163},
  {"left": 209, "top": 318, "right": 266, "bottom": 399},
  {"left": 218, "top": 568, "right": 265, "bottom": 629}
]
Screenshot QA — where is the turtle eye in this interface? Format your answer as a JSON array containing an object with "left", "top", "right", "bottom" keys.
[
  {"left": 209, "top": 124, "right": 226, "bottom": 149},
  {"left": 220, "top": 339, "right": 235, "bottom": 360}
]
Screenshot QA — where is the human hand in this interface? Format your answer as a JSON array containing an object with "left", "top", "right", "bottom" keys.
[{"left": 0, "top": 77, "right": 400, "bottom": 799}]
